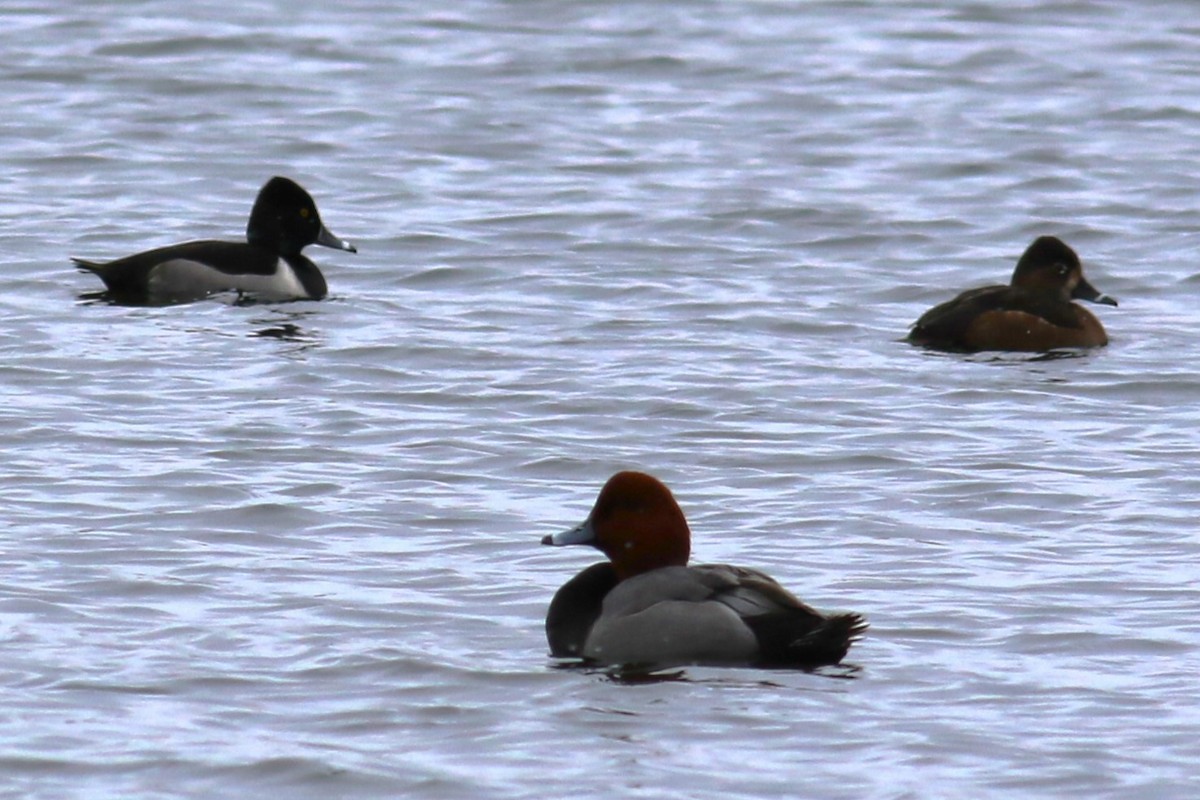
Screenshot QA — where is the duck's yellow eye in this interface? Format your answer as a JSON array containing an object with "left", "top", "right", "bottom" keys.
[{"left": 300, "top": 208, "right": 310, "bottom": 219}]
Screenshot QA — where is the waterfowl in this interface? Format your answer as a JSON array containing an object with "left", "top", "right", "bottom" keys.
[
  {"left": 542, "top": 471, "right": 867, "bottom": 670},
  {"left": 907, "top": 236, "right": 1117, "bottom": 352},
  {"left": 73, "top": 176, "right": 355, "bottom": 305}
]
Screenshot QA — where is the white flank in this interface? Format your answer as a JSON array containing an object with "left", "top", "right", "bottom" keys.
[{"left": 148, "top": 259, "right": 308, "bottom": 303}]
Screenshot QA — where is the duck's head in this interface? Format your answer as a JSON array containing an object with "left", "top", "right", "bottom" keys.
[
  {"left": 246, "top": 176, "right": 357, "bottom": 256},
  {"left": 542, "top": 471, "right": 691, "bottom": 580},
  {"left": 1011, "top": 235, "right": 1117, "bottom": 307}
]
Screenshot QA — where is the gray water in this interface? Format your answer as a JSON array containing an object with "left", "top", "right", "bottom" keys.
[{"left": 3, "top": 1, "right": 1200, "bottom": 798}]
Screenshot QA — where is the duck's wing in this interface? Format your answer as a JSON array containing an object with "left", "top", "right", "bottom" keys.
[
  {"left": 693, "top": 564, "right": 868, "bottom": 668},
  {"left": 690, "top": 564, "right": 818, "bottom": 613},
  {"left": 908, "top": 285, "right": 1011, "bottom": 345},
  {"left": 910, "top": 284, "right": 1090, "bottom": 349},
  {"left": 73, "top": 242, "right": 282, "bottom": 304}
]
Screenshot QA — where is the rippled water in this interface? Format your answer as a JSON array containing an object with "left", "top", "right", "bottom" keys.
[{"left": 4, "top": 1, "right": 1200, "bottom": 798}]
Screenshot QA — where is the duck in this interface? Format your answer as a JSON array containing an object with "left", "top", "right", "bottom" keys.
[
  {"left": 73, "top": 176, "right": 356, "bottom": 305},
  {"left": 907, "top": 236, "right": 1117, "bottom": 352},
  {"left": 542, "top": 471, "right": 867, "bottom": 670}
]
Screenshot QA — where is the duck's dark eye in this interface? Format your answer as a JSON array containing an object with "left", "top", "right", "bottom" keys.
[{"left": 1056, "top": 262, "right": 1070, "bottom": 276}]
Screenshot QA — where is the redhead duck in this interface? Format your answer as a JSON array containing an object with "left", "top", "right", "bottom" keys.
[
  {"left": 907, "top": 236, "right": 1117, "bottom": 352},
  {"left": 542, "top": 471, "right": 867, "bottom": 669},
  {"left": 74, "top": 177, "right": 355, "bottom": 305}
]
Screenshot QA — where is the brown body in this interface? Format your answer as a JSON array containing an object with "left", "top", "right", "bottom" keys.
[{"left": 908, "top": 236, "right": 1117, "bottom": 353}]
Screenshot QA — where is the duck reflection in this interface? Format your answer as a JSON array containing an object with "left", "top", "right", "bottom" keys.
[{"left": 249, "top": 310, "right": 321, "bottom": 347}]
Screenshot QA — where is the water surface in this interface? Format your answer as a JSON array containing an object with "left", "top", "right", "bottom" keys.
[{"left": 3, "top": 2, "right": 1200, "bottom": 798}]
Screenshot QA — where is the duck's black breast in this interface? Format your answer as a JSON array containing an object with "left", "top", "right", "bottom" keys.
[
  {"left": 545, "top": 562, "right": 618, "bottom": 658},
  {"left": 282, "top": 253, "right": 328, "bottom": 300}
]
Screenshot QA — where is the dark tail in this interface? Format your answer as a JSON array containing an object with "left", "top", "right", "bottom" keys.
[
  {"left": 72, "top": 257, "right": 104, "bottom": 273},
  {"left": 786, "top": 612, "right": 868, "bottom": 667},
  {"left": 748, "top": 610, "right": 868, "bottom": 668}
]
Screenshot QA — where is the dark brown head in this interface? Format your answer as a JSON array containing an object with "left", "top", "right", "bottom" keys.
[{"left": 1011, "top": 236, "right": 1117, "bottom": 307}]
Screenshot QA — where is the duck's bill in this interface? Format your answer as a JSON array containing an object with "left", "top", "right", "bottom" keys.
[
  {"left": 317, "top": 224, "right": 357, "bottom": 253},
  {"left": 541, "top": 517, "right": 595, "bottom": 547},
  {"left": 1072, "top": 276, "right": 1117, "bottom": 306}
]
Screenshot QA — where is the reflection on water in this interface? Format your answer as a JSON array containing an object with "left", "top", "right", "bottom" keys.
[
  {"left": 251, "top": 321, "right": 313, "bottom": 343},
  {"left": 75, "top": 289, "right": 109, "bottom": 305},
  {"left": 908, "top": 346, "right": 1097, "bottom": 364},
  {"left": 245, "top": 307, "right": 325, "bottom": 353},
  {"left": 554, "top": 661, "right": 864, "bottom": 686}
]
